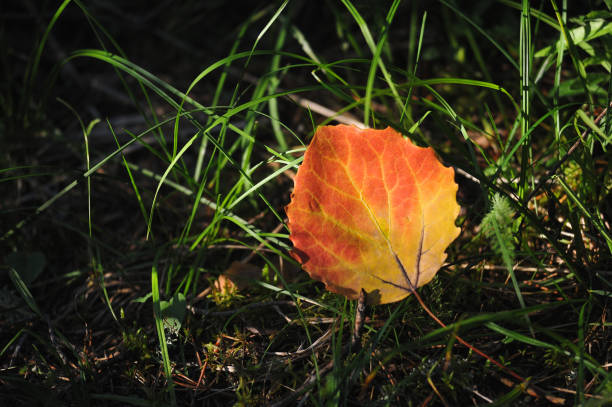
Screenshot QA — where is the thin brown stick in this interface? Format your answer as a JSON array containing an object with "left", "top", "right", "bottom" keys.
[
  {"left": 388, "top": 253, "right": 556, "bottom": 401},
  {"left": 411, "top": 288, "right": 525, "bottom": 382},
  {"left": 411, "top": 288, "right": 567, "bottom": 404},
  {"left": 351, "top": 289, "right": 367, "bottom": 349}
]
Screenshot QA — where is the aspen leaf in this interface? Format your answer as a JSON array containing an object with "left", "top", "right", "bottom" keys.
[{"left": 285, "top": 125, "right": 460, "bottom": 304}]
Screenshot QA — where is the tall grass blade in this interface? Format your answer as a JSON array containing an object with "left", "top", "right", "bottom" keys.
[
  {"left": 340, "top": 0, "right": 403, "bottom": 124},
  {"left": 554, "top": 0, "right": 567, "bottom": 157},
  {"left": 21, "top": 0, "right": 72, "bottom": 124},
  {"left": 8, "top": 268, "right": 42, "bottom": 317},
  {"left": 518, "top": 0, "right": 532, "bottom": 200},
  {"left": 362, "top": 0, "right": 401, "bottom": 127},
  {"left": 152, "top": 254, "right": 176, "bottom": 406}
]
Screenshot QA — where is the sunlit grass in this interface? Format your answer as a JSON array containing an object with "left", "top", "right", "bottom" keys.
[{"left": 1, "top": 0, "right": 611, "bottom": 405}]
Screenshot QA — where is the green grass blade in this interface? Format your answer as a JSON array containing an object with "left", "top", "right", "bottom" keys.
[
  {"left": 550, "top": 0, "right": 594, "bottom": 108},
  {"left": 518, "top": 0, "right": 532, "bottom": 201},
  {"left": 554, "top": 0, "right": 567, "bottom": 158},
  {"left": 109, "top": 122, "right": 150, "bottom": 229},
  {"left": 485, "top": 321, "right": 606, "bottom": 375},
  {"left": 340, "top": 0, "right": 404, "bottom": 124},
  {"left": 577, "top": 109, "right": 610, "bottom": 145},
  {"left": 400, "top": 10, "right": 427, "bottom": 126},
  {"left": 22, "top": 0, "right": 72, "bottom": 122},
  {"left": 0, "top": 328, "right": 25, "bottom": 358},
  {"left": 438, "top": 0, "right": 518, "bottom": 70},
  {"left": 362, "top": 0, "right": 401, "bottom": 127},
  {"left": 268, "top": 22, "right": 290, "bottom": 151},
  {"left": 556, "top": 175, "right": 612, "bottom": 253},
  {"left": 8, "top": 268, "right": 42, "bottom": 317},
  {"left": 151, "top": 254, "right": 176, "bottom": 406},
  {"left": 246, "top": 0, "right": 289, "bottom": 67}
]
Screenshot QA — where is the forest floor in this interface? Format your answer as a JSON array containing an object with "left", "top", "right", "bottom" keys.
[{"left": 1, "top": 1, "right": 611, "bottom": 406}]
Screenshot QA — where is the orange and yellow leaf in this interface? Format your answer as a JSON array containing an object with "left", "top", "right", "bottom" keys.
[{"left": 286, "top": 125, "right": 460, "bottom": 304}]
